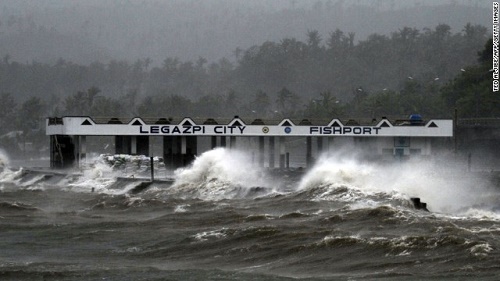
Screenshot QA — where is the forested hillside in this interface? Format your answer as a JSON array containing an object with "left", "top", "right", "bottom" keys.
[
  {"left": 0, "top": 22, "right": 496, "bottom": 155},
  {"left": 0, "top": 23, "right": 491, "bottom": 114}
]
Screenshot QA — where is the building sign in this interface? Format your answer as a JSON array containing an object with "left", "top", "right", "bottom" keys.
[
  {"left": 138, "top": 125, "right": 381, "bottom": 136},
  {"left": 46, "top": 117, "right": 454, "bottom": 137},
  {"left": 309, "top": 126, "right": 381, "bottom": 135},
  {"left": 139, "top": 125, "right": 246, "bottom": 135}
]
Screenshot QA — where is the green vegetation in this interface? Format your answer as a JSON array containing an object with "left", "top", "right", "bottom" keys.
[
  {"left": 441, "top": 38, "right": 499, "bottom": 118},
  {"left": 0, "top": 23, "right": 495, "bottom": 157}
]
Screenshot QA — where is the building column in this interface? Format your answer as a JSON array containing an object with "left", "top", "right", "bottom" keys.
[
  {"left": 268, "top": 136, "right": 275, "bottom": 169},
  {"left": 230, "top": 136, "right": 236, "bottom": 149},
  {"left": 116, "top": 136, "right": 149, "bottom": 156},
  {"left": 115, "top": 136, "right": 131, "bottom": 154},
  {"left": 211, "top": 136, "right": 217, "bottom": 149},
  {"left": 73, "top": 135, "right": 79, "bottom": 168},
  {"left": 306, "top": 136, "right": 312, "bottom": 167},
  {"left": 136, "top": 136, "right": 150, "bottom": 156},
  {"left": 163, "top": 136, "right": 182, "bottom": 169},
  {"left": 425, "top": 137, "right": 432, "bottom": 156},
  {"left": 80, "top": 136, "right": 86, "bottom": 163},
  {"left": 50, "top": 135, "right": 76, "bottom": 169},
  {"left": 131, "top": 136, "right": 137, "bottom": 155},
  {"left": 258, "top": 136, "right": 265, "bottom": 167},
  {"left": 326, "top": 137, "right": 332, "bottom": 154},
  {"left": 73, "top": 135, "right": 87, "bottom": 168},
  {"left": 279, "top": 136, "right": 285, "bottom": 170},
  {"left": 183, "top": 136, "right": 197, "bottom": 166},
  {"left": 317, "top": 137, "right": 323, "bottom": 158}
]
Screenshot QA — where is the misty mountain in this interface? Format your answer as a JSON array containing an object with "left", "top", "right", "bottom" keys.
[{"left": 0, "top": 0, "right": 490, "bottom": 65}]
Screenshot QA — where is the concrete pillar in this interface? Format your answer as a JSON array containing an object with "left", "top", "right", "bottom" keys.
[
  {"left": 50, "top": 135, "right": 76, "bottom": 169},
  {"left": 117, "top": 136, "right": 149, "bottom": 156},
  {"left": 258, "top": 136, "right": 265, "bottom": 167},
  {"left": 115, "top": 136, "right": 131, "bottom": 154},
  {"left": 174, "top": 136, "right": 182, "bottom": 168},
  {"left": 279, "top": 136, "right": 285, "bottom": 170},
  {"left": 230, "top": 136, "right": 236, "bottom": 149},
  {"left": 73, "top": 135, "right": 87, "bottom": 167},
  {"left": 131, "top": 136, "right": 137, "bottom": 155},
  {"left": 50, "top": 135, "right": 55, "bottom": 168},
  {"left": 306, "top": 136, "right": 312, "bottom": 167},
  {"left": 73, "top": 135, "right": 79, "bottom": 168},
  {"left": 163, "top": 136, "right": 182, "bottom": 169},
  {"left": 269, "top": 136, "right": 275, "bottom": 169},
  {"left": 425, "top": 137, "right": 431, "bottom": 156},
  {"left": 317, "top": 137, "right": 323, "bottom": 156},
  {"left": 326, "top": 137, "right": 331, "bottom": 154},
  {"left": 136, "top": 136, "right": 149, "bottom": 156},
  {"left": 211, "top": 136, "right": 217, "bottom": 149},
  {"left": 183, "top": 136, "right": 197, "bottom": 166},
  {"left": 181, "top": 136, "right": 187, "bottom": 155},
  {"left": 80, "top": 136, "right": 86, "bottom": 163},
  {"left": 220, "top": 136, "right": 227, "bottom": 147},
  {"left": 163, "top": 137, "right": 172, "bottom": 169}
]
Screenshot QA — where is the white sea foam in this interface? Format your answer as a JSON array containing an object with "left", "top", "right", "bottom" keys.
[
  {"left": 298, "top": 152, "right": 499, "bottom": 216},
  {"left": 170, "top": 148, "right": 270, "bottom": 200},
  {"left": 193, "top": 228, "right": 228, "bottom": 242},
  {"left": 66, "top": 177, "right": 117, "bottom": 193},
  {"left": 64, "top": 156, "right": 127, "bottom": 193},
  {"left": 174, "top": 204, "right": 189, "bottom": 213},
  {"left": 469, "top": 243, "right": 493, "bottom": 257},
  {"left": 0, "top": 148, "right": 10, "bottom": 168},
  {"left": 0, "top": 167, "right": 24, "bottom": 183},
  {"left": 81, "top": 160, "right": 114, "bottom": 179}
]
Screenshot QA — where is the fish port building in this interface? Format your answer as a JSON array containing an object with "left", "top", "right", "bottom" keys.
[{"left": 46, "top": 115, "right": 453, "bottom": 169}]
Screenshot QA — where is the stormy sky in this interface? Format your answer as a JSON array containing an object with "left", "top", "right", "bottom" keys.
[{"left": 0, "top": 0, "right": 492, "bottom": 65}]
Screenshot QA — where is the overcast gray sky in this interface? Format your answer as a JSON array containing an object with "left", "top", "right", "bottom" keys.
[{"left": 0, "top": 0, "right": 492, "bottom": 64}]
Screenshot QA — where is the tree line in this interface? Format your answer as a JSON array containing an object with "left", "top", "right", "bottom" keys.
[{"left": 0, "top": 23, "right": 496, "bottom": 156}]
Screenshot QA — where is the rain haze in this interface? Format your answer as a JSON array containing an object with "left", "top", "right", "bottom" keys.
[
  {"left": 0, "top": 0, "right": 492, "bottom": 64},
  {"left": 1, "top": 1, "right": 500, "bottom": 280}
]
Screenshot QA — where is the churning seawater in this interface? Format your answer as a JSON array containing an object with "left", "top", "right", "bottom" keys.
[{"left": 1, "top": 148, "right": 500, "bottom": 280}]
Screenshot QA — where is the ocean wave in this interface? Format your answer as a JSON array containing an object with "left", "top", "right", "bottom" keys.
[
  {"left": 0, "top": 167, "right": 25, "bottom": 183},
  {"left": 297, "top": 153, "right": 500, "bottom": 216},
  {"left": 0, "top": 201, "right": 40, "bottom": 212},
  {"left": 1, "top": 148, "right": 498, "bottom": 221},
  {"left": 311, "top": 233, "right": 480, "bottom": 256},
  {"left": 167, "top": 148, "right": 274, "bottom": 200},
  {"left": 0, "top": 148, "right": 10, "bottom": 168},
  {"left": 193, "top": 228, "right": 229, "bottom": 242}
]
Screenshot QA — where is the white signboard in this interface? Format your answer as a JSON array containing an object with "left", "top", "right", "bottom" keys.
[{"left": 46, "top": 117, "right": 453, "bottom": 137}]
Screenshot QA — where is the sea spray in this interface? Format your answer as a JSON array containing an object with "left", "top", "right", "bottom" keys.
[
  {"left": 0, "top": 148, "right": 10, "bottom": 169},
  {"left": 298, "top": 152, "right": 498, "bottom": 215},
  {"left": 170, "top": 148, "right": 270, "bottom": 200},
  {"left": 66, "top": 155, "right": 121, "bottom": 193},
  {"left": 298, "top": 156, "right": 374, "bottom": 191}
]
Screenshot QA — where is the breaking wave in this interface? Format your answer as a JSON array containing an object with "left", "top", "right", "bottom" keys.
[
  {"left": 168, "top": 148, "right": 273, "bottom": 200},
  {"left": 0, "top": 148, "right": 10, "bottom": 168},
  {"left": 298, "top": 153, "right": 499, "bottom": 217},
  {"left": 2, "top": 148, "right": 500, "bottom": 279},
  {"left": 1, "top": 147, "right": 499, "bottom": 219}
]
